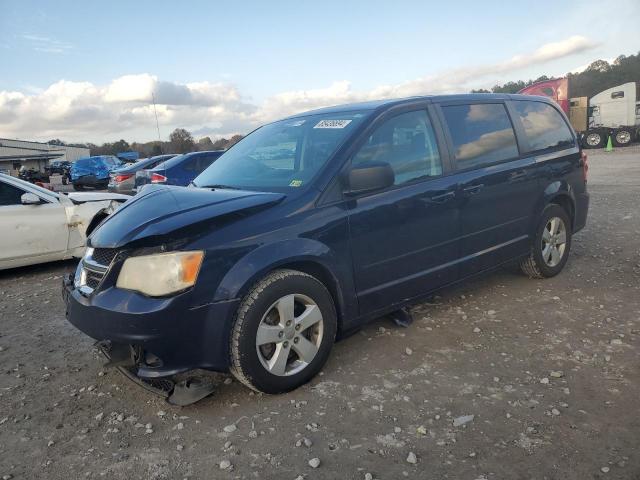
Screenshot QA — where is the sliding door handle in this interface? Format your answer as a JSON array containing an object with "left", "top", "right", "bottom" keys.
[{"left": 462, "top": 184, "right": 484, "bottom": 195}]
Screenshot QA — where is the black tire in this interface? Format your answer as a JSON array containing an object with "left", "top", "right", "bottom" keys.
[
  {"left": 583, "top": 129, "right": 606, "bottom": 149},
  {"left": 62, "top": 176, "right": 68, "bottom": 185},
  {"left": 230, "top": 269, "right": 337, "bottom": 394},
  {"left": 520, "top": 204, "right": 572, "bottom": 279},
  {"left": 612, "top": 128, "right": 633, "bottom": 147},
  {"left": 73, "top": 184, "right": 84, "bottom": 191}
]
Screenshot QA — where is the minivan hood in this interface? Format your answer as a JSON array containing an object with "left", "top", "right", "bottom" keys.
[{"left": 89, "top": 185, "right": 285, "bottom": 248}]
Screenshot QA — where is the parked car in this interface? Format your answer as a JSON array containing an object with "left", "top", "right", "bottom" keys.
[
  {"left": 108, "top": 154, "right": 176, "bottom": 195},
  {"left": 0, "top": 173, "right": 129, "bottom": 270},
  {"left": 64, "top": 94, "right": 589, "bottom": 400},
  {"left": 46, "top": 160, "right": 72, "bottom": 184},
  {"left": 133, "top": 150, "right": 224, "bottom": 192},
  {"left": 70, "top": 155, "right": 123, "bottom": 191}
]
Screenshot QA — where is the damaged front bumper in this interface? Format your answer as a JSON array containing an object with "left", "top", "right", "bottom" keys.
[
  {"left": 96, "top": 341, "right": 216, "bottom": 406},
  {"left": 62, "top": 273, "right": 240, "bottom": 402}
]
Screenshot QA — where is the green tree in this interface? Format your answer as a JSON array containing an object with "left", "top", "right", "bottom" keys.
[
  {"left": 212, "top": 137, "right": 229, "bottom": 150},
  {"left": 169, "top": 128, "right": 195, "bottom": 154},
  {"left": 197, "top": 136, "right": 214, "bottom": 151},
  {"left": 226, "top": 134, "right": 244, "bottom": 148}
]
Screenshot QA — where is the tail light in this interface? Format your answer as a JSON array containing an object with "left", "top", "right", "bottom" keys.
[
  {"left": 151, "top": 173, "right": 167, "bottom": 184},
  {"left": 581, "top": 151, "right": 588, "bottom": 183},
  {"left": 113, "top": 173, "right": 133, "bottom": 183}
]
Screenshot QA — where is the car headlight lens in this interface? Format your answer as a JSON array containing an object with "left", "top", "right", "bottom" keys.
[{"left": 116, "top": 251, "right": 204, "bottom": 297}]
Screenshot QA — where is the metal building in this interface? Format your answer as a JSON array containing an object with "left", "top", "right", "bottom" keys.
[{"left": 0, "top": 138, "right": 90, "bottom": 175}]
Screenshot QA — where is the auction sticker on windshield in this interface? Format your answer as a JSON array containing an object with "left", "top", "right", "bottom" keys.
[{"left": 314, "top": 119, "right": 352, "bottom": 129}]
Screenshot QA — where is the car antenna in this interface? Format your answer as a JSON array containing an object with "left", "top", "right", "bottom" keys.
[{"left": 152, "top": 91, "right": 162, "bottom": 153}]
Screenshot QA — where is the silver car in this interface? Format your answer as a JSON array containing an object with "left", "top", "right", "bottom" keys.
[{"left": 108, "top": 154, "right": 176, "bottom": 195}]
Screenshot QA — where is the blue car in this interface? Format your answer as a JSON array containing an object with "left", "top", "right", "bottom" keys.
[
  {"left": 64, "top": 94, "right": 589, "bottom": 401},
  {"left": 134, "top": 150, "right": 224, "bottom": 191},
  {"left": 71, "top": 155, "right": 123, "bottom": 191}
]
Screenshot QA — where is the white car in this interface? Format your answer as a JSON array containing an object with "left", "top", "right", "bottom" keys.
[{"left": 0, "top": 173, "right": 129, "bottom": 270}]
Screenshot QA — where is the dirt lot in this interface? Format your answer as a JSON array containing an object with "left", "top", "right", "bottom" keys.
[{"left": 1, "top": 148, "right": 639, "bottom": 480}]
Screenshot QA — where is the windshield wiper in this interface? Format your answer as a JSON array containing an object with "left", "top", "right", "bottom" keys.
[{"left": 197, "top": 184, "right": 242, "bottom": 190}]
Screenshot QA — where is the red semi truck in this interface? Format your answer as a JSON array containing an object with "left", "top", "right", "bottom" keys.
[{"left": 519, "top": 79, "right": 640, "bottom": 148}]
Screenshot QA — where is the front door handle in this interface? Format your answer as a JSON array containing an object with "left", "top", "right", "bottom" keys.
[
  {"left": 462, "top": 184, "right": 484, "bottom": 195},
  {"left": 427, "top": 191, "right": 455, "bottom": 203}
]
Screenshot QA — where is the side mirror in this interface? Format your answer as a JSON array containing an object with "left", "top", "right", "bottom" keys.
[
  {"left": 344, "top": 162, "right": 395, "bottom": 196},
  {"left": 21, "top": 192, "right": 42, "bottom": 205}
]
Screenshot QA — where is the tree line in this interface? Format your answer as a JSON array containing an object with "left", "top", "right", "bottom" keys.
[
  {"left": 47, "top": 128, "right": 244, "bottom": 157},
  {"left": 471, "top": 51, "right": 640, "bottom": 97}
]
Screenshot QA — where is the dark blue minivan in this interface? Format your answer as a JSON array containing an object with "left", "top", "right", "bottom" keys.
[{"left": 64, "top": 94, "right": 589, "bottom": 400}]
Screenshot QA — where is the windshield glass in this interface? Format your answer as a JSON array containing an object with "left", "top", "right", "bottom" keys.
[{"left": 193, "top": 111, "right": 369, "bottom": 191}]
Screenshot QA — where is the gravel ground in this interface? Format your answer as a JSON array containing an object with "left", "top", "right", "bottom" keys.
[{"left": 1, "top": 148, "right": 639, "bottom": 480}]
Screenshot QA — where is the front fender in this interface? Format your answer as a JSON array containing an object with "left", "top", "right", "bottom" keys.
[{"left": 212, "top": 237, "right": 356, "bottom": 327}]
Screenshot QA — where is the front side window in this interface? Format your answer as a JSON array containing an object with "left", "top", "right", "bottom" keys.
[
  {"left": 194, "top": 111, "right": 369, "bottom": 191},
  {"left": 352, "top": 110, "right": 442, "bottom": 185},
  {"left": 0, "top": 182, "right": 25, "bottom": 206},
  {"left": 442, "top": 103, "right": 519, "bottom": 170},
  {"left": 512, "top": 101, "right": 574, "bottom": 152}
]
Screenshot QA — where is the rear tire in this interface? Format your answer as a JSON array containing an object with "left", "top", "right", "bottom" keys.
[
  {"left": 520, "top": 204, "right": 572, "bottom": 279},
  {"left": 612, "top": 128, "right": 633, "bottom": 147},
  {"left": 230, "top": 269, "right": 337, "bottom": 394}
]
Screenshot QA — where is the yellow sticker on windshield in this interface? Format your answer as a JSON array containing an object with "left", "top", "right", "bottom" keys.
[{"left": 289, "top": 180, "right": 303, "bottom": 187}]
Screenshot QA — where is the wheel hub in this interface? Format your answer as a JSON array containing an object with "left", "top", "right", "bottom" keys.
[
  {"left": 541, "top": 216, "right": 567, "bottom": 268},
  {"left": 255, "top": 293, "right": 324, "bottom": 377}
]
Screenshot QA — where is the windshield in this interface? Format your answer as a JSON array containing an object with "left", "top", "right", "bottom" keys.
[{"left": 193, "top": 111, "right": 369, "bottom": 191}]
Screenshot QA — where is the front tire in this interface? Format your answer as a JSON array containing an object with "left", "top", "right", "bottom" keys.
[
  {"left": 520, "top": 204, "right": 572, "bottom": 279},
  {"left": 230, "top": 269, "right": 337, "bottom": 394}
]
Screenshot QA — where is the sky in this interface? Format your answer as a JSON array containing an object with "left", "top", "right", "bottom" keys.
[{"left": 1, "top": 0, "right": 639, "bottom": 143}]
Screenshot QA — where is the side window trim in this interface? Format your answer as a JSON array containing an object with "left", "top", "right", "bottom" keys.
[
  {"left": 504, "top": 100, "right": 531, "bottom": 154},
  {"left": 434, "top": 101, "right": 522, "bottom": 173}
]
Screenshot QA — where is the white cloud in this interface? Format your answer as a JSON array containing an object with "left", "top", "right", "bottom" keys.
[
  {"left": 0, "top": 35, "right": 596, "bottom": 143},
  {"left": 21, "top": 34, "right": 74, "bottom": 54}
]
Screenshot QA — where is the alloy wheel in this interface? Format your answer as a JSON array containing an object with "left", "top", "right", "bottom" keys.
[
  {"left": 541, "top": 216, "right": 567, "bottom": 267},
  {"left": 255, "top": 294, "right": 324, "bottom": 376}
]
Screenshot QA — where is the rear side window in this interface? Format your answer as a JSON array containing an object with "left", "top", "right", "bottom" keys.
[
  {"left": 512, "top": 101, "right": 574, "bottom": 152},
  {"left": 0, "top": 182, "right": 25, "bottom": 206},
  {"left": 184, "top": 154, "right": 219, "bottom": 172},
  {"left": 352, "top": 110, "right": 442, "bottom": 185},
  {"left": 441, "top": 103, "right": 519, "bottom": 170}
]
